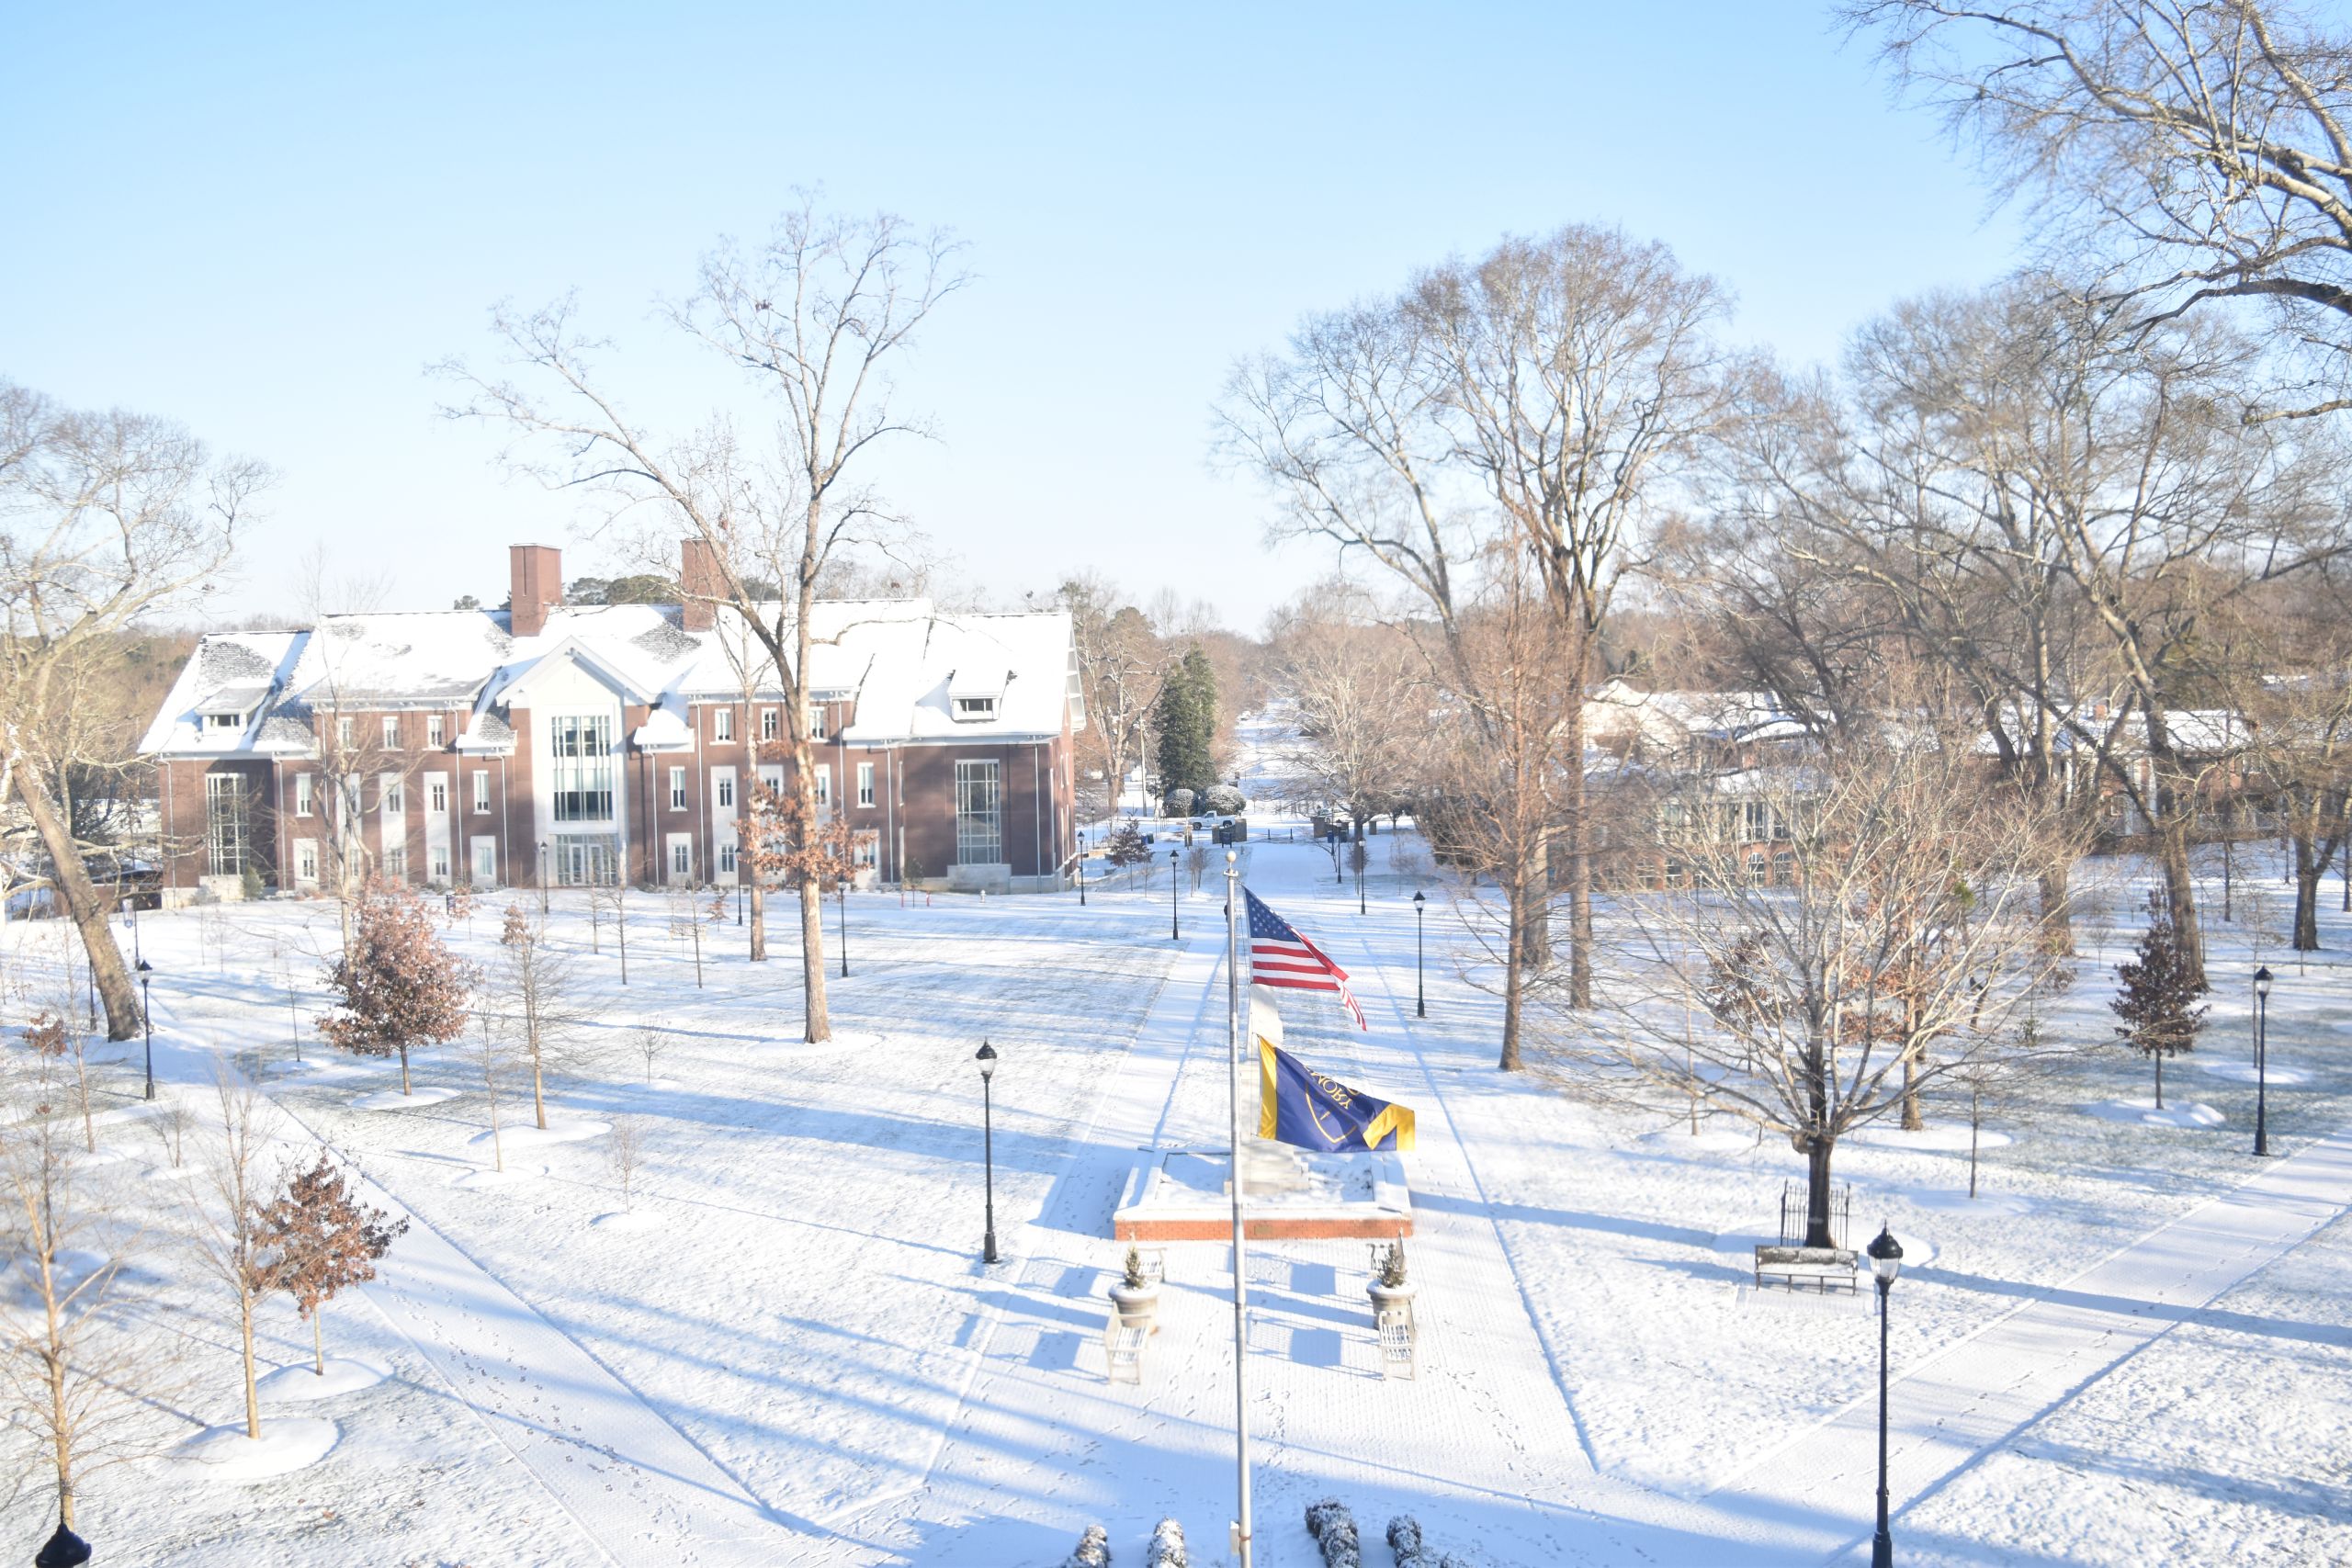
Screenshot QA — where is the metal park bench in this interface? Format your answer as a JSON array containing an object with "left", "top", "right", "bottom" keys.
[
  {"left": 1377, "top": 1309, "right": 1418, "bottom": 1380},
  {"left": 1104, "top": 1317, "right": 1148, "bottom": 1384},
  {"left": 1752, "top": 1245, "right": 1860, "bottom": 1292}
]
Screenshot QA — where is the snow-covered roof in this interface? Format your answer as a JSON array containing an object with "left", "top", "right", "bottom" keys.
[{"left": 141, "top": 600, "right": 1076, "bottom": 759}]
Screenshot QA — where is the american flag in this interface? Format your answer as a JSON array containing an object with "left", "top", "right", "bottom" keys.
[{"left": 1244, "top": 888, "right": 1366, "bottom": 1029}]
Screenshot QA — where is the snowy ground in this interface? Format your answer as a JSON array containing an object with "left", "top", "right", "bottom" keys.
[{"left": 1, "top": 717, "right": 2346, "bottom": 1564}]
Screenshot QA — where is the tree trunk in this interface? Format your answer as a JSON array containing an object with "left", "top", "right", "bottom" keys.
[
  {"left": 399, "top": 1045, "right": 411, "bottom": 1096},
  {"left": 2154, "top": 1051, "right": 2165, "bottom": 1111},
  {"left": 749, "top": 883, "right": 767, "bottom": 963},
  {"left": 2038, "top": 862, "right": 2076, "bottom": 955},
  {"left": 1804, "top": 1134, "right": 1837, "bottom": 1249},
  {"left": 1968, "top": 1088, "right": 1981, "bottom": 1200},
  {"left": 2156, "top": 815, "right": 2205, "bottom": 987},
  {"left": 313, "top": 1312, "right": 325, "bottom": 1376},
  {"left": 799, "top": 871, "right": 831, "bottom": 1043},
  {"left": 2292, "top": 835, "right": 2323, "bottom": 952},
  {"left": 48, "top": 1347, "right": 73, "bottom": 1530},
  {"left": 1565, "top": 684, "right": 1593, "bottom": 1010},
  {"left": 1518, "top": 834, "right": 1550, "bottom": 970},
  {"left": 16, "top": 768, "right": 140, "bottom": 1041},
  {"left": 1498, "top": 874, "right": 1526, "bottom": 1072},
  {"left": 530, "top": 1052, "right": 547, "bottom": 1131},
  {"left": 1900, "top": 1047, "right": 1923, "bottom": 1132},
  {"left": 239, "top": 1296, "right": 262, "bottom": 1438}
]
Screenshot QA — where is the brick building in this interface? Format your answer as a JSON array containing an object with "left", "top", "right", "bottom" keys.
[{"left": 139, "top": 543, "right": 1083, "bottom": 902}]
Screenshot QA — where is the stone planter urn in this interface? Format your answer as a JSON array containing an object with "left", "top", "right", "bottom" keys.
[
  {"left": 1109, "top": 1280, "right": 1160, "bottom": 1334},
  {"left": 1366, "top": 1279, "right": 1417, "bottom": 1322}
]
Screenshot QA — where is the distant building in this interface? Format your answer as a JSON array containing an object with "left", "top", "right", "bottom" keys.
[{"left": 138, "top": 543, "right": 1083, "bottom": 901}]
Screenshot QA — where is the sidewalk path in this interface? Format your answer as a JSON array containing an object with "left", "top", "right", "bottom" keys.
[{"left": 1712, "top": 1125, "right": 2352, "bottom": 1562}]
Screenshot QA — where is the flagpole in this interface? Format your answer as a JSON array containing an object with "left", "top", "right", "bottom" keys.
[{"left": 1225, "top": 848, "right": 1253, "bottom": 1568}]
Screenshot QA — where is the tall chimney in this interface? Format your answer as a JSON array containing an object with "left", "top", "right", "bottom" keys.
[
  {"left": 509, "top": 544, "right": 562, "bottom": 638},
  {"left": 680, "top": 536, "right": 721, "bottom": 632}
]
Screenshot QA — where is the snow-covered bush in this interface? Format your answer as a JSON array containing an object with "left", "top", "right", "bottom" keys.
[
  {"left": 1201, "top": 784, "right": 1245, "bottom": 816},
  {"left": 1062, "top": 1522, "right": 1111, "bottom": 1567},
  {"left": 1145, "top": 1517, "right": 1187, "bottom": 1567},
  {"left": 1305, "top": 1497, "right": 1361, "bottom": 1568},
  {"left": 1387, "top": 1516, "right": 1427, "bottom": 1564},
  {"left": 1163, "top": 787, "right": 1196, "bottom": 818}
]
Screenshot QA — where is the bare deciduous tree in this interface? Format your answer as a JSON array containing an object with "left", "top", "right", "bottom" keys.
[
  {"left": 1565, "top": 728, "right": 2072, "bottom": 1247},
  {"left": 0, "top": 381, "right": 267, "bottom": 1039},
  {"left": 495, "top": 903, "right": 587, "bottom": 1130},
  {"left": 1852, "top": 0, "right": 2352, "bottom": 422},
  {"left": 439, "top": 196, "right": 968, "bottom": 1043},
  {"left": 184, "top": 1078, "right": 279, "bottom": 1440},
  {"left": 0, "top": 1064, "right": 165, "bottom": 1543}
]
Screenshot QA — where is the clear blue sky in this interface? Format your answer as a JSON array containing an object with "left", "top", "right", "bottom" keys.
[{"left": 3, "top": 3, "right": 2021, "bottom": 631}]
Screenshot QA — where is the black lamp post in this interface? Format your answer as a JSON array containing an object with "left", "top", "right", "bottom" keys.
[
  {"left": 1075, "top": 831, "right": 1087, "bottom": 907},
  {"left": 976, "top": 1042, "right": 1000, "bottom": 1265},
  {"left": 2254, "top": 964, "right": 2274, "bottom": 1157},
  {"left": 136, "top": 958, "right": 154, "bottom": 1102},
  {"left": 1413, "top": 891, "right": 1427, "bottom": 1019},
  {"left": 34, "top": 1517, "right": 90, "bottom": 1567},
  {"left": 1867, "top": 1224, "right": 1905, "bottom": 1568},
  {"left": 1170, "top": 849, "right": 1181, "bottom": 942},
  {"left": 838, "top": 878, "right": 849, "bottom": 978}
]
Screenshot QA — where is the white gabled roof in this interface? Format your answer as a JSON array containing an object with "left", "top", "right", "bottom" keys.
[{"left": 142, "top": 598, "right": 1075, "bottom": 759}]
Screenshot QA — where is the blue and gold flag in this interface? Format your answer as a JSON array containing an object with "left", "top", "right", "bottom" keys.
[{"left": 1256, "top": 1040, "right": 1416, "bottom": 1154}]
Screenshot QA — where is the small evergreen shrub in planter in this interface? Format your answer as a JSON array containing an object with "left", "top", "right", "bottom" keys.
[
  {"left": 1108, "top": 1245, "right": 1160, "bottom": 1332},
  {"left": 1366, "top": 1239, "right": 1416, "bottom": 1321}
]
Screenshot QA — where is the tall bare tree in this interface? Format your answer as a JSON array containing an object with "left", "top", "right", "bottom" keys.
[
  {"left": 0, "top": 381, "right": 266, "bottom": 1038},
  {"left": 1058, "top": 575, "right": 1173, "bottom": 820},
  {"left": 1852, "top": 0, "right": 2352, "bottom": 422},
  {"left": 1269, "top": 581, "right": 1427, "bottom": 833},
  {"left": 441, "top": 197, "right": 967, "bottom": 1043}
]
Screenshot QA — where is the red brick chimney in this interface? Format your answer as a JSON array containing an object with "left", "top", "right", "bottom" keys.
[
  {"left": 509, "top": 544, "right": 562, "bottom": 637},
  {"left": 680, "top": 536, "right": 721, "bottom": 632}
]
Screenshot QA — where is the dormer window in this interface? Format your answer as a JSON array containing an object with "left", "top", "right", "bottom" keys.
[
  {"left": 206, "top": 712, "right": 244, "bottom": 730},
  {"left": 953, "top": 696, "right": 997, "bottom": 721}
]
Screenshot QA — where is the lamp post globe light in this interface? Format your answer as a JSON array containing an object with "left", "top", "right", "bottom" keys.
[
  {"left": 1867, "top": 1224, "right": 1905, "bottom": 1568},
  {"left": 1170, "top": 849, "right": 1181, "bottom": 942},
  {"left": 2254, "top": 965, "right": 2275, "bottom": 1158},
  {"left": 136, "top": 957, "right": 155, "bottom": 1102},
  {"left": 1413, "top": 891, "right": 1427, "bottom": 1019},
  {"left": 976, "top": 1042, "right": 1001, "bottom": 1265},
  {"left": 34, "top": 1517, "right": 90, "bottom": 1568}
]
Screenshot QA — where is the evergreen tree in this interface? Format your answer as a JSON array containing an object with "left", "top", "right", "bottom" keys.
[
  {"left": 2111, "top": 890, "right": 2209, "bottom": 1109},
  {"left": 1153, "top": 646, "right": 1218, "bottom": 800}
]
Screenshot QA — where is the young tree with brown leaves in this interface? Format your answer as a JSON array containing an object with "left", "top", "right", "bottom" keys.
[
  {"left": 24, "top": 1007, "right": 94, "bottom": 1155},
  {"left": 318, "top": 881, "right": 476, "bottom": 1095},
  {"left": 738, "top": 750, "right": 858, "bottom": 1018},
  {"left": 256, "top": 1153, "right": 404, "bottom": 1378}
]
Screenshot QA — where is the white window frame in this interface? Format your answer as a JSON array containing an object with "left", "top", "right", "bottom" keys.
[
  {"left": 294, "top": 773, "right": 314, "bottom": 818},
  {"left": 428, "top": 779, "right": 448, "bottom": 814},
  {"left": 336, "top": 716, "right": 354, "bottom": 749},
  {"left": 713, "top": 707, "right": 734, "bottom": 743},
  {"left": 814, "top": 764, "right": 831, "bottom": 807},
  {"left": 294, "top": 839, "right": 321, "bottom": 885},
  {"left": 381, "top": 773, "right": 405, "bottom": 814},
  {"left": 811, "top": 705, "right": 829, "bottom": 739},
  {"left": 952, "top": 696, "right": 996, "bottom": 722},
  {"left": 718, "top": 840, "right": 738, "bottom": 875},
  {"left": 381, "top": 716, "right": 400, "bottom": 749},
  {"left": 427, "top": 714, "right": 446, "bottom": 747},
  {"left": 760, "top": 707, "right": 778, "bottom": 741},
  {"left": 717, "top": 772, "right": 736, "bottom": 809},
  {"left": 856, "top": 761, "right": 876, "bottom": 807},
  {"left": 471, "top": 770, "right": 490, "bottom": 815},
  {"left": 669, "top": 767, "right": 686, "bottom": 811}
]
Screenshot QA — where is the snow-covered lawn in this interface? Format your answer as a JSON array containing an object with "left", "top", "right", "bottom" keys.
[{"left": 2, "top": 768, "right": 2346, "bottom": 1562}]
